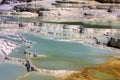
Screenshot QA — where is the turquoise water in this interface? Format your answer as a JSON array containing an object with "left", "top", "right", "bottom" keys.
[
  {"left": 0, "top": 62, "right": 26, "bottom": 80},
  {"left": 91, "top": 70, "right": 115, "bottom": 80},
  {"left": 18, "top": 72, "right": 57, "bottom": 80},
  {"left": 26, "top": 74, "right": 56, "bottom": 80},
  {"left": 0, "top": 18, "right": 117, "bottom": 80},
  {"left": 9, "top": 44, "right": 27, "bottom": 59},
  {"left": 22, "top": 33, "right": 114, "bottom": 70}
]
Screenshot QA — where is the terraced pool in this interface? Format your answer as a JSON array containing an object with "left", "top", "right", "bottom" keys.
[{"left": 23, "top": 33, "right": 114, "bottom": 70}]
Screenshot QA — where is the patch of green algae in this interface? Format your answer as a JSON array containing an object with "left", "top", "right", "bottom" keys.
[
  {"left": 62, "top": 56, "right": 120, "bottom": 80},
  {"left": 89, "top": 69, "right": 116, "bottom": 80}
]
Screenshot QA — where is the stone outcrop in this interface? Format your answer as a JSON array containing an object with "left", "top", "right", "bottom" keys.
[
  {"left": 96, "top": 0, "right": 120, "bottom": 3},
  {"left": 1, "top": 0, "right": 32, "bottom": 4},
  {"left": 25, "top": 60, "right": 36, "bottom": 72},
  {"left": 107, "top": 37, "right": 120, "bottom": 48}
]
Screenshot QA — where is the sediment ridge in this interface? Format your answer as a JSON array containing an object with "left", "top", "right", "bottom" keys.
[{"left": 0, "top": 39, "right": 19, "bottom": 62}]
